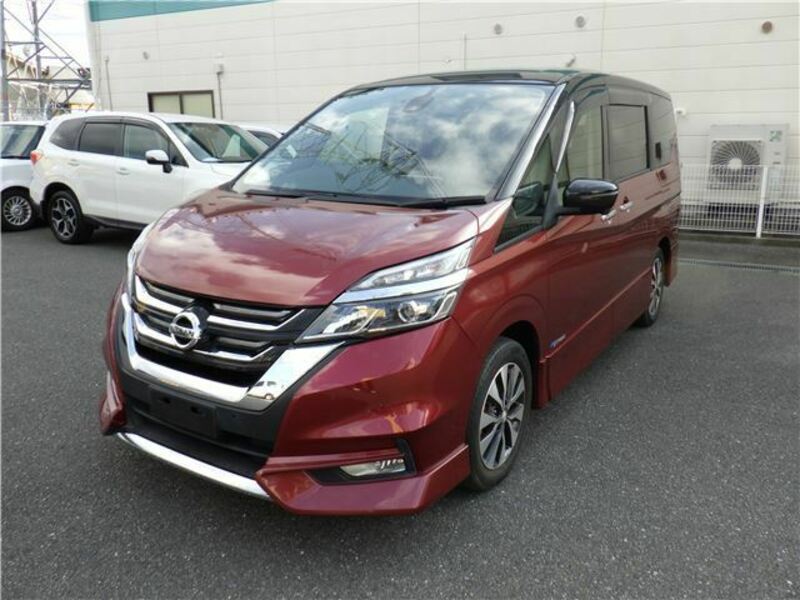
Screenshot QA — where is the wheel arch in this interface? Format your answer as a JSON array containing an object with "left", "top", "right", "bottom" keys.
[
  {"left": 658, "top": 236, "right": 673, "bottom": 284},
  {"left": 459, "top": 293, "right": 550, "bottom": 408},
  {"left": 41, "top": 182, "right": 78, "bottom": 222},
  {"left": 1, "top": 185, "right": 30, "bottom": 199}
]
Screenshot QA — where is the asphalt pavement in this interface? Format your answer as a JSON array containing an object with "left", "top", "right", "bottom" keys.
[{"left": 2, "top": 226, "right": 798, "bottom": 599}]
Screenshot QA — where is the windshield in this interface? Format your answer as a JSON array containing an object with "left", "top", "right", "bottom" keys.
[
  {"left": 168, "top": 122, "right": 266, "bottom": 163},
  {"left": 233, "top": 83, "right": 551, "bottom": 203},
  {"left": 1, "top": 124, "right": 44, "bottom": 158}
]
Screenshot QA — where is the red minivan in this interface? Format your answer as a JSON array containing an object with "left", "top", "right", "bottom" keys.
[{"left": 101, "top": 70, "right": 680, "bottom": 515}]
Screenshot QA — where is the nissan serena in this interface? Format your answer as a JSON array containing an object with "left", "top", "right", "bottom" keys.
[{"left": 101, "top": 70, "right": 681, "bottom": 515}]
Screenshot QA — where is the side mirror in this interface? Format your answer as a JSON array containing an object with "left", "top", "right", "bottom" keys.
[
  {"left": 145, "top": 149, "right": 172, "bottom": 173},
  {"left": 561, "top": 179, "right": 618, "bottom": 215}
]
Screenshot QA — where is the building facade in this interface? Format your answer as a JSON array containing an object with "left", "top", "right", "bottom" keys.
[{"left": 86, "top": 0, "right": 799, "bottom": 167}]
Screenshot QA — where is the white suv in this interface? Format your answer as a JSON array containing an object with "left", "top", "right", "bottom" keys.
[
  {"left": 30, "top": 112, "right": 266, "bottom": 243},
  {"left": 1, "top": 120, "right": 46, "bottom": 231}
]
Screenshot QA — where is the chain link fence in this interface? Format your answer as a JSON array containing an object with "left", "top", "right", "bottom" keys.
[{"left": 680, "top": 164, "right": 800, "bottom": 238}]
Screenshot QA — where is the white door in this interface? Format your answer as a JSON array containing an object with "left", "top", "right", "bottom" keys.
[
  {"left": 116, "top": 123, "right": 186, "bottom": 224},
  {"left": 73, "top": 121, "right": 122, "bottom": 220}
]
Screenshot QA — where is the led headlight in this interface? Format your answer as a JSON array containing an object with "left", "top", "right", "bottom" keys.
[{"left": 301, "top": 239, "right": 474, "bottom": 341}]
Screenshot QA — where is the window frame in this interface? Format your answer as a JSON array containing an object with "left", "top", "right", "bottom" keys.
[
  {"left": 148, "top": 90, "right": 216, "bottom": 118},
  {"left": 76, "top": 118, "right": 124, "bottom": 157},
  {"left": 604, "top": 103, "right": 650, "bottom": 183},
  {"left": 121, "top": 118, "right": 187, "bottom": 167},
  {"left": 646, "top": 93, "right": 676, "bottom": 170},
  {"left": 494, "top": 86, "right": 611, "bottom": 252},
  {"left": 50, "top": 118, "right": 85, "bottom": 150},
  {"left": 565, "top": 101, "right": 605, "bottom": 182},
  {"left": 494, "top": 99, "right": 573, "bottom": 252}
]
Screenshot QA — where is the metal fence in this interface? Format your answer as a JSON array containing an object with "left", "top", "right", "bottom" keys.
[{"left": 679, "top": 164, "right": 800, "bottom": 238}]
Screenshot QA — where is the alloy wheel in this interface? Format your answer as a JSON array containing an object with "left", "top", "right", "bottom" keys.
[
  {"left": 51, "top": 197, "right": 78, "bottom": 239},
  {"left": 3, "top": 195, "right": 32, "bottom": 227},
  {"left": 648, "top": 255, "right": 665, "bottom": 318},
  {"left": 478, "top": 362, "right": 526, "bottom": 470}
]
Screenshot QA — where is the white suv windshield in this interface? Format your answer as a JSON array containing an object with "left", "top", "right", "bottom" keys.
[
  {"left": 233, "top": 83, "right": 551, "bottom": 204},
  {"left": 168, "top": 122, "right": 266, "bottom": 163},
  {"left": 1, "top": 124, "right": 43, "bottom": 158}
]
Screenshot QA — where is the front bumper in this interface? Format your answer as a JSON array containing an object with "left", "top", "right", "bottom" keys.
[
  {"left": 28, "top": 176, "right": 44, "bottom": 214},
  {"left": 116, "top": 432, "right": 270, "bottom": 499},
  {"left": 101, "top": 288, "right": 479, "bottom": 515}
]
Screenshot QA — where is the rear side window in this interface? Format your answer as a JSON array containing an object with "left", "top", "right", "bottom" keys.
[
  {"left": 78, "top": 122, "right": 122, "bottom": 156},
  {"left": 250, "top": 131, "right": 279, "bottom": 147},
  {"left": 649, "top": 96, "right": 676, "bottom": 168},
  {"left": 607, "top": 105, "right": 647, "bottom": 180},
  {"left": 0, "top": 124, "right": 44, "bottom": 157},
  {"left": 50, "top": 119, "right": 83, "bottom": 149},
  {"left": 123, "top": 124, "right": 170, "bottom": 160}
]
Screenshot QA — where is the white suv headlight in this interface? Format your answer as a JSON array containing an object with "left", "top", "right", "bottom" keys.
[{"left": 300, "top": 239, "right": 474, "bottom": 341}]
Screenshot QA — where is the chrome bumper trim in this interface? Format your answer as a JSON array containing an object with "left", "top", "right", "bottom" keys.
[
  {"left": 120, "top": 293, "right": 340, "bottom": 410},
  {"left": 116, "top": 432, "right": 270, "bottom": 499}
]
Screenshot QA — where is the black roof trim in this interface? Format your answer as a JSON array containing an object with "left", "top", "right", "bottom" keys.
[{"left": 347, "top": 69, "right": 671, "bottom": 99}]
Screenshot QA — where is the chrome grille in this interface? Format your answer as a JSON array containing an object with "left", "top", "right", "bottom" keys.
[{"left": 130, "top": 277, "right": 321, "bottom": 376}]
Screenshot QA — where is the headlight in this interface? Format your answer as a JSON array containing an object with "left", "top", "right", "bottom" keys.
[
  {"left": 300, "top": 239, "right": 474, "bottom": 341},
  {"left": 125, "top": 222, "right": 155, "bottom": 295}
]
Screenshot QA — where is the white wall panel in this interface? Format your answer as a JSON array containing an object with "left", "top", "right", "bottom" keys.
[
  {"left": 88, "top": 0, "right": 800, "bottom": 165},
  {"left": 603, "top": 1, "right": 798, "bottom": 28}
]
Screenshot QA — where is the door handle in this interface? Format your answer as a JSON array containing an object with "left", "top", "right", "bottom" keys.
[
  {"left": 117, "top": 167, "right": 130, "bottom": 175},
  {"left": 67, "top": 159, "right": 79, "bottom": 167},
  {"left": 619, "top": 199, "right": 635, "bottom": 212},
  {"left": 600, "top": 209, "right": 616, "bottom": 223}
]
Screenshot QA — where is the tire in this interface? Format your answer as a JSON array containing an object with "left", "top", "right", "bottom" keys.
[
  {"left": 1, "top": 189, "right": 36, "bottom": 231},
  {"left": 47, "top": 189, "right": 94, "bottom": 244},
  {"left": 635, "top": 249, "right": 666, "bottom": 327},
  {"left": 463, "top": 337, "right": 533, "bottom": 491}
]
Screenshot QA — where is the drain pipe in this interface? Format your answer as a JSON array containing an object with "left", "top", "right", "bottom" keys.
[
  {"left": 104, "top": 55, "right": 113, "bottom": 110},
  {"left": 214, "top": 59, "right": 224, "bottom": 119}
]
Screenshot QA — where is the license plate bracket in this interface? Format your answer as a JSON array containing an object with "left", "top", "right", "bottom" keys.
[{"left": 149, "top": 393, "right": 216, "bottom": 438}]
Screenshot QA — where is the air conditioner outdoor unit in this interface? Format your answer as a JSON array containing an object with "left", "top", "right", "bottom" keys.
[{"left": 705, "top": 124, "right": 789, "bottom": 204}]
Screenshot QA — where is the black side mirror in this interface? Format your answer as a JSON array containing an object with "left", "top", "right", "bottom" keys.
[
  {"left": 145, "top": 149, "right": 172, "bottom": 173},
  {"left": 561, "top": 179, "right": 618, "bottom": 215}
]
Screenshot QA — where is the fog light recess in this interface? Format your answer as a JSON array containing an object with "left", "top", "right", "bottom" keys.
[{"left": 340, "top": 458, "right": 407, "bottom": 478}]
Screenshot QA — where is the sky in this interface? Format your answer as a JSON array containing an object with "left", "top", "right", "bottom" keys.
[{"left": 4, "top": 0, "right": 90, "bottom": 66}]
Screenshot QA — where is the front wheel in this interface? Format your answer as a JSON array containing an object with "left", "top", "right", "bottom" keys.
[
  {"left": 635, "top": 249, "right": 666, "bottom": 327},
  {"left": 463, "top": 337, "right": 532, "bottom": 491},
  {"left": 2, "top": 189, "right": 35, "bottom": 231},
  {"left": 48, "top": 190, "right": 94, "bottom": 244}
]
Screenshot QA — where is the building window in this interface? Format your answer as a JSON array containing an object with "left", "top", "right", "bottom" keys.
[{"left": 148, "top": 91, "right": 215, "bottom": 118}]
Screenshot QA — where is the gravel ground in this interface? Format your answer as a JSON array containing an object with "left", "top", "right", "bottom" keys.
[{"left": 2, "top": 226, "right": 798, "bottom": 599}]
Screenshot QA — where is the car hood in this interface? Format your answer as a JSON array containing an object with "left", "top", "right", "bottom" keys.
[{"left": 136, "top": 190, "right": 479, "bottom": 307}]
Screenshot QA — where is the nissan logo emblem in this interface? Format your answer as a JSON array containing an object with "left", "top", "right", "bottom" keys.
[{"left": 169, "top": 309, "right": 205, "bottom": 350}]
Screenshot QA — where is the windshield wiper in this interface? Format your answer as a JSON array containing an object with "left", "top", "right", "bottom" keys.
[
  {"left": 245, "top": 188, "right": 306, "bottom": 198},
  {"left": 244, "top": 187, "right": 485, "bottom": 208},
  {"left": 402, "top": 196, "right": 486, "bottom": 209}
]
